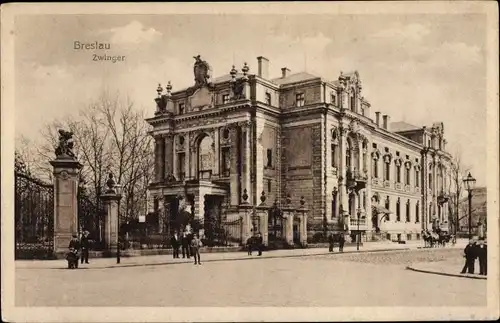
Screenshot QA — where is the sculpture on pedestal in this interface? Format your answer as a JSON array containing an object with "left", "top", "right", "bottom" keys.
[{"left": 55, "top": 129, "right": 76, "bottom": 159}]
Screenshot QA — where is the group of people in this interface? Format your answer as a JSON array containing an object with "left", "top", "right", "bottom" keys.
[
  {"left": 461, "top": 238, "right": 488, "bottom": 275},
  {"left": 68, "top": 230, "right": 91, "bottom": 266},
  {"left": 170, "top": 230, "right": 203, "bottom": 265},
  {"left": 328, "top": 233, "right": 345, "bottom": 253},
  {"left": 246, "top": 232, "right": 264, "bottom": 256}
]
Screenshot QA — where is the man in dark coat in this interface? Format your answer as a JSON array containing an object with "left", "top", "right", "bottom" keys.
[
  {"left": 461, "top": 239, "right": 477, "bottom": 274},
  {"left": 181, "top": 231, "right": 191, "bottom": 259},
  {"left": 80, "top": 231, "right": 90, "bottom": 264},
  {"left": 328, "top": 233, "right": 335, "bottom": 252},
  {"left": 69, "top": 234, "right": 80, "bottom": 251},
  {"left": 171, "top": 231, "right": 181, "bottom": 259},
  {"left": 477, "top": 239, "right": 487, "bottom": 275},
  {"left": 256, "top": 232, "right": 263, "bottom": 256},
  {"left": 338, "top": 234, "right": 345, "bottom": 252}
]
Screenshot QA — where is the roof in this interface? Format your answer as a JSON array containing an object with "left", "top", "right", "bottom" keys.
[
  {"left": 271, "top": 72, "right": 320, "bottom": 85},
  {"left": 390, "top": 121, "right": 421, "bottom": 132}
]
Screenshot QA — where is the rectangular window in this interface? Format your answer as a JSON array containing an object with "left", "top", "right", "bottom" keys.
[
  {"left": 405, "top": 168, "right": 410, "bottom": 185},
  {"left": 396, "top": 165, "right": 401, "bottom": 183},
  {"left": 266, "top": 149, "right": 273, "bottom": 168},
  {"left": 331, "top": 144, "right": 337, "bottom": 167},
  {"left": 350, "top": 95, "right": 355, "bottom": 111},
  {"left": 384, "top": 163, "right": 390, "bottom": 181},
  {"left": 385, "top": 198, "right": 390, "bottom": 221},
  {"left": 222, "top": 94, "right": 230, "bottom": 104},
  {"left": 177, "top": 153, "right": 186, "bottom": 181},
  {"left": 415, "top": 170, "right": 420, "bottom": 187},
  {"left": 331, "top": 93, "right": 336, "bottom": 105},
  {"left": 265, "top": 93, "right": 271, "bottom": 105},
  {"left": 372, "top": 159, "right": 378, "bottom": 178},
  {"left": 221, "top": 147, "right": 231, "bottom": 176},
  {"left": 406, "top": 201, "right": 410, "bottom": 222},
  {"left": 267, "top": 179, "right": 272, "bottom": 193},
  {"left": 296, "top": 93, "right": 305, "bottom": 107},
  {"left": 179, "top": 103, "right": 185, "bottom": 115},
  {"left": 332, "top": 192, "right": 337, "bottom": 218},
  {"left": 396, "top": 200, "right": 401, "bottom": 222},
  {"left": 416, "top": 204, "right": 420, "bottom": 223}
]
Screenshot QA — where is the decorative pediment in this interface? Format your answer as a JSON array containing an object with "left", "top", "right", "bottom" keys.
[
  {"left": 404, "top": 160, "right": 412, "bottom": 169},
  {"left": 371, "top": 149, "right": 381, "bottom": 160},
  {"left": 187, "top": 86, "right": 215, "bottom": 112},
  {"left": 394, "top": 158, "right": 403, "bottom": 167},
  {"left": 414, "top": 164, "right": 421, "bottom": 171}
]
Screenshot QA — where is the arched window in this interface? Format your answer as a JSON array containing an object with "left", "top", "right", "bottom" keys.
[
  {"left": 349, "top": 192, "right": 356, "bottom": 216},
  {"left": 405, "top": 164, "right": 410, "bottom": 185},
  {"left": 362, "top": 142, "right": 368, "bottom": 172},
  {"left": 198, "top": 135, "right": 214, "bottom": 179},
  {"left": 350, "top": 94, "right": 355, "bottom": 112},
  {"left": 384, "top": 157, "right": 390, "bottom": 181},
  {"left": 331, "top": 189, "right": 338, "bottom": 218},
  {"left": 406, "top": 200, "right": 411, "bottom": 222},
  {"left": 429, "top": 202, "right": 433, "bottom": 222},
  {"left": 415, "top": 202, "right": 420, "bottom": 223},
  {"left": 395, "top": 161, "right": 401, "bottom": 183},
  {"left": 396, "top": 198, "right": 401, "bottom": 222},
  {"left": 362, "top": 191, "right": 366, "bottom": 209},
  {"left": 415, "top": 167, "right": 420, "bottom": 187},
  {"left": 428, "top": 173, "right": 433, "bottom": 189}
]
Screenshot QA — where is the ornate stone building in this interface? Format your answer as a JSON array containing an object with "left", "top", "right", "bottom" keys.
[{"left": 146, "top": 55, "right": 454, "bottom": 245}]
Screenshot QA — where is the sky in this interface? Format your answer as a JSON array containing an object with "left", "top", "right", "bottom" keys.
[{"left": 14, "top": 13, "right": 488, "bottom": 186}]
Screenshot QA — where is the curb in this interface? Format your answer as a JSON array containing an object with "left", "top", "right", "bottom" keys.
[
  {"left": 21, "top": 247, "right": 414, "bottom": 270},
  {"left": 405, "top": 265, "right": 487, "bottom": 280}
]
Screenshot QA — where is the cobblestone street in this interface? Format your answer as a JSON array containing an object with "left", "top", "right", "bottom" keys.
[{"left": 16, "top": 248, "right": 486, "bottom": 307}]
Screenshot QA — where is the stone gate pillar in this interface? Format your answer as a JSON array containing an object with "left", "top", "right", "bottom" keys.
[
  {"left": 255, "top": 191, "right": 269, "bottom": 246},
  {"left": 281, "top": 193, "right": 295, "bottom": 246},
  {"left": 50, "top": 157, "right": 82, "bottom": 256},
  {"left": 50, "top": 130, "right": 82, "bottom": 257},
  {"left": 239, "top": 189, "right": 253, "bottom": 244},
  {"left": 100, "top": 174, "right": 122, "bottom": 252},
  {"left": 296, "top": 196, "right": 309, "bottom": 246}
]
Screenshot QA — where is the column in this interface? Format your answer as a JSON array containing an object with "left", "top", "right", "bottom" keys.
[
  {"left": 214, "top": 128, "right": 220, "bottom": 176},
  {"left": 185, "top": 132, "right": 191, "bottom": 180},
  {"left": 338, "top": 125, "right": 349, "bottom": 220},
  {"left": 50, "top": 158, "right": 83, "bottom": 256},
  {"left": 230, "top": 125, "right": 240, "bottom": 206},
  {"left": 164, "top": 134, "right": 174, "bottom": 179},
  {"left": 255, "top": 116, "right": 265, "bottom": 206},
  {"left": 154, "top": 136, "right": 165, "bottom": 182},
  {"left": 242, "top": 122, "right": 252, "bottom": 202}
]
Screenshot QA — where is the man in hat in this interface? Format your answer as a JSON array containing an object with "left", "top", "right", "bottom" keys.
[
  {"left": 171, "top": 231, "right": 181, "bottom": 259},
  {"left": 461, "top": 239, "right": 477, "bottom": 274},
  {"left": 80, "top": 230, "right": 90, "bottom": 264},
  {"left": 477, "top": 239, "right": 487, "bottom": 275}
]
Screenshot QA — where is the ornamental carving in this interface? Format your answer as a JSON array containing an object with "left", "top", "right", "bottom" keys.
[
  {"left": 220, "top": 127, "right": 232, "bottom": 146},
  {"left": 230, "top": 79, "right": 246, "bottom": 100},
  {"left": 175, "top": 135, "right": 186, "bottom": 152},
  {"left": 349, "top": 119, "right": 360, "bottom": 134},
  {"left": 383, "top": 153, "right": 392, "bottom": 164},
  {"left": 193, "top": 55, "right": 212, "bottom": 89},
  {"left": 371, "top": 149, "right": 381, "bottom": 160},
  {"left": 404, "top": 160, "right": 412, "bottom": 169},
  {"left": 394, "top": 158, "right": 402, "bottom": 167}
]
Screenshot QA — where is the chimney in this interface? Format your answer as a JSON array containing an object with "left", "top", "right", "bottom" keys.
[
  {"left": 281, "top": 67, "right": 291, "bottom": 78},
  {"left": 382, "top": 115, "right": 390, "bottom": 130},
  {"left": 257, "top": 56, "right": 269, "bottom": 79},
  {"left": 375, "top": 112, "right": 381, "bottom": 127}
]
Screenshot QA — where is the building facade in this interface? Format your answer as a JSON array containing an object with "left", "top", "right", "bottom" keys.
[{"left": 146, "top": 55, "right": 454, "bottom": 245}]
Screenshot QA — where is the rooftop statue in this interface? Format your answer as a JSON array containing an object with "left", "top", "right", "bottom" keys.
[{"left": 193, "top": 55, "right": 212, "bottom": 88}]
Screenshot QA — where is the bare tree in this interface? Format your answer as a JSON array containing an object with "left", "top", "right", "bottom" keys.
[{"left": 448, "top": 148, "right": 470, "bottom": 235}]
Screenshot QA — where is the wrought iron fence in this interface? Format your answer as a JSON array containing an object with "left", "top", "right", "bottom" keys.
[
  {"left": 15, "top": 172, "right": 54, "bottom": 259},
  {"left": 78, "top": 194, "right": 106, "bottom": 250}
]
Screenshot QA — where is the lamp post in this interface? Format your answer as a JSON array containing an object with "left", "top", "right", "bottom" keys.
[
  {"left": 462, "top": 172, "right": 476, "bottom": 239},
  {"left": 356, "top": 208, "right": 364, "bottom": 251},
  {"left": 114, "top": 183, "right": 123, "bottom": 264}
]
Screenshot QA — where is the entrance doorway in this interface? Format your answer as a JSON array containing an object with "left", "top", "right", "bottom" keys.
[{"left": 203, "top": 195, "right": 224, "bottom": 245}]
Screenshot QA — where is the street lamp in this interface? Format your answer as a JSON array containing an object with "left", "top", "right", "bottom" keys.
[
  {"left": 356, "top": 208, "right": 365, "bottom": 251},
  {"left": 114, "top": 183, "right": 123, "bottom": 264},
  {"left": 462, "top": 172, "right": 476, "bottom": 239}
]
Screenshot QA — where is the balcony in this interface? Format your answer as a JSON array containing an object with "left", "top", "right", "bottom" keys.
[{"left": 346, "top": 169, "right": 368, "bottom": 192}]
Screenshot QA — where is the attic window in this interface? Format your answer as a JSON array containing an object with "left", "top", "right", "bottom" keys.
[
  {"left": 265, "top": 92, "right": 271, "bottom": 105},
  {"left": 296, "top": 93, "right": 305, "bottom": 107},
  {"left": 179, "top": 103, "right": 185, "bottom": 115},
  {"left": 222, "top": 94, "right": 230, "bottom": 104}
]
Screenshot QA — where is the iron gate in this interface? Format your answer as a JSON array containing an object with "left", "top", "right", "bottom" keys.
[{"left": 15, "top": 172, "right": 54, "bottom": 259}]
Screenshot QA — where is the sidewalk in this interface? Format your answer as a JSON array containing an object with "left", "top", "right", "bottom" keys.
[
  {"left": 16, "top": 240, "right": 467, "bottom": 270},
  {"left": 406, "top": 258, "right": 488, "bottom": 280}
]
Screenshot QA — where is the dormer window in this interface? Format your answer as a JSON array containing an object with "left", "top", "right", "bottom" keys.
[
  {"left": 179, "top": 103, "right": 185, "bottom": 115},
  {"left": 331, "top": 93, "right": 336, "bottom": 106},
  {"left": 296, "top": 93, "right": 305, "bottom": 107},
  {"left": 222, "top": 94, "right": 230, "bottom": 104}
]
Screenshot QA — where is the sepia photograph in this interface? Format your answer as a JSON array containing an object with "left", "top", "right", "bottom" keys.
[{"left": 1, "top": 2, "right": 499, "bottom": 322}]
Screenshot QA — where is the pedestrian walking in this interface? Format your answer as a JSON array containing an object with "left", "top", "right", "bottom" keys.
[
  {"left": 460, "top": 239, "right": 477, "bottom": 274},
  {"left": 328, "top": 233, "right": 335, "bottom": 252},
  {"left": 171, "top": 231, "right": 181, "bottom": 259},
  {"left": 256, "top": 232, "right": 263, "bottom": 256},
  {"left": 477, "top": 239, "right": 487, "bottom": 275},
  {"left": 246, "top": 236, "right": 254, "bottom": 255},
  {"left": 338, "top": 234, "right": 345, "bottom": 252},
  {"left": 191, "top": 234, "right": 202, "bottom": 265},
  {"left": 80, "top": 230, "right": 90, "bottom": 264},
  {"left": 181, "top": 231, "right": 191, "bottom": 259}
]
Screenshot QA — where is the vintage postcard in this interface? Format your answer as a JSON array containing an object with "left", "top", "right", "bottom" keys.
[{"left": 1, "top": 1, "right": 499, "bottom": 322}]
